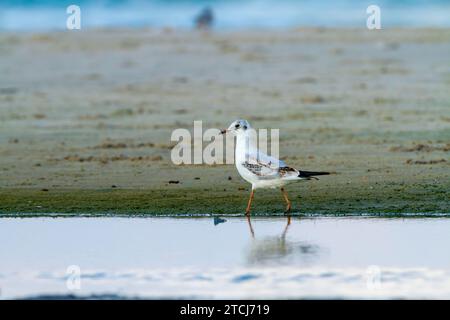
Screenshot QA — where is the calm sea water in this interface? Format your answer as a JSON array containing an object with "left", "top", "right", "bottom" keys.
[
  {"left": 0, "top": 0, "right": 449, "bottom": 30},
  {"left": 1, "top": 216, "right": 450, "bottom": 299}
]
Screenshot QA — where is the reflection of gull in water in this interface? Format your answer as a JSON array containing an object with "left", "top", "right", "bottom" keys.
[{"left": 245, "top": 216, "right": 320, "bottom": 266}]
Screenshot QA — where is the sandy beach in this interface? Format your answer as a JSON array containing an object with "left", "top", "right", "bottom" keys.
[{"left": 0, "top": 28, "right": 449, "bottom": 215}]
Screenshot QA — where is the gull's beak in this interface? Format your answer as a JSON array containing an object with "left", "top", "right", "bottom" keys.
[{"left": 220, "top": 129, "right": 228, "bottom": 135}]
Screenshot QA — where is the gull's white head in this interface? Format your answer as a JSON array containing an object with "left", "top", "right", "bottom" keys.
[{"left": 221, "top": 119, "right": 251, "bottom": 135}]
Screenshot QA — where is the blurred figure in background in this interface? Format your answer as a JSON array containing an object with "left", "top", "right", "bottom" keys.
[{"left": 194, "top": 6, "right": 214, "bottom": 29}]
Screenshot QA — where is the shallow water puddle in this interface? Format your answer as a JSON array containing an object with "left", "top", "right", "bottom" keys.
[{"left": 1, "top": 217, "right": 450, "bottom": 299}]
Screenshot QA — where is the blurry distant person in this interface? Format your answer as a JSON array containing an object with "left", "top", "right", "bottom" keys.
[{"left": 194, "top": 7, "right": 214, "bottom": 29}]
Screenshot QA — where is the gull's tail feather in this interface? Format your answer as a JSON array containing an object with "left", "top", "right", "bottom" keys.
[{"left": 298, "top": 171, "right": 330, "bottom": 180}]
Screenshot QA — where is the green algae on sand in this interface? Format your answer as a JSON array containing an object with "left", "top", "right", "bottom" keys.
[{"left": 1, "top": 182, "right": 448, "bottom": 216}]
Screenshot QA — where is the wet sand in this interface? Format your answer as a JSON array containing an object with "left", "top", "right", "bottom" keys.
[{"left": 0, "top": 28, "right": 449, "bottom": 215}]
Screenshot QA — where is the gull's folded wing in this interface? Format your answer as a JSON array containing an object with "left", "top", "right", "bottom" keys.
[
  {"left": 256, "top": 150, "right": 287, "bottom": 168},
  {"left": 242, "top": 151, "right": 298, "bottom": 179}
]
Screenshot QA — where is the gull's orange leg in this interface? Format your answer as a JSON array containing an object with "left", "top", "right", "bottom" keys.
[
  {"left": 280, "top": 187, "right": 291, "bottom": 213},
  {"left": 245, "top": 189, "right": 255, "bottom": 216}
]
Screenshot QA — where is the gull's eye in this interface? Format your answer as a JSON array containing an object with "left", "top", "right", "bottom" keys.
[{"left": 235, "top": 123, "right": 240, "bottom": 128}]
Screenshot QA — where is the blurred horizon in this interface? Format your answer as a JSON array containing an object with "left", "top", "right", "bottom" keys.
[{"left": 0, "top": 0, "right": 450, "bottom": 31}]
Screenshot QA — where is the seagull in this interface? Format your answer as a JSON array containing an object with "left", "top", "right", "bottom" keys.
[{"left": 221, "top": 119, "right": 330, "bottom": 215}]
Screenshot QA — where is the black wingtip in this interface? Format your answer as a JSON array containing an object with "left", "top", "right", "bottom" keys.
[{"left": 298, "top": 171, "right": 330, "bottom": 178}]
